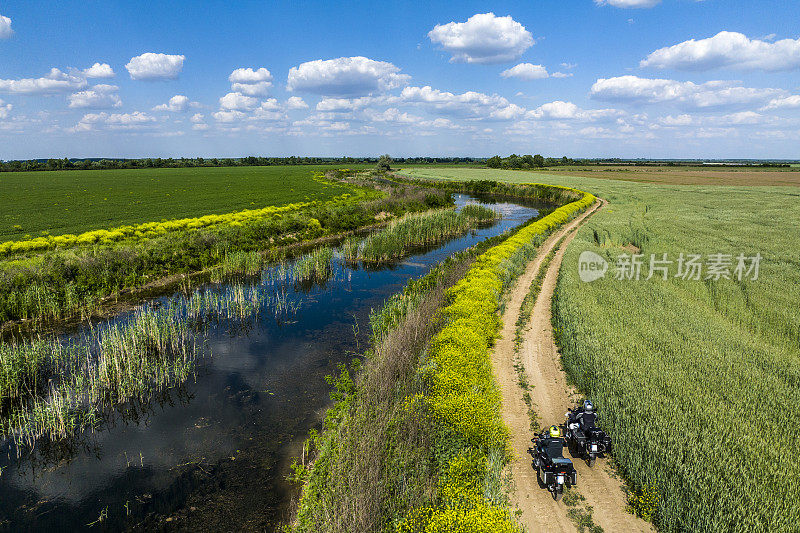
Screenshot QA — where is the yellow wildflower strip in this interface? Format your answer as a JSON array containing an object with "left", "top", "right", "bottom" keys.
[
  {"left": 402, "top": 184, "right": 595, "bottom": 531},
  {"left": 0, "top": 189, "right": 366, "bottom": 256}
]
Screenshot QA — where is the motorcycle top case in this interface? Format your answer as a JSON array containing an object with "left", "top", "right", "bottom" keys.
[{"left": 543, "top": 458, "right": 577, "bottom": 486}]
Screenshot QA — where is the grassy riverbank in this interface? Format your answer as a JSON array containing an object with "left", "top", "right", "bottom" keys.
[{"left": 0, "top": 174, "right": 450, "bottom": 328}]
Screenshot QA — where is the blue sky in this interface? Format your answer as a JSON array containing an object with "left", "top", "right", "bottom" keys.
[{"left": 1, "top": 0, "right": 799, "bottom": 159}]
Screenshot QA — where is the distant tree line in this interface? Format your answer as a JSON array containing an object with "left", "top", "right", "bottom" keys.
[
  {"left": 486, "top": 155, "right": 794, "bottom": 169},
  {"left": 486, "top": 154, "right": 574, "bottom": 169},
  {"left": 0, "top": 156, "right": 482, "bottom": 173},
  {"left": 1, "top": 155, "right": 791, "bottom": 173}
]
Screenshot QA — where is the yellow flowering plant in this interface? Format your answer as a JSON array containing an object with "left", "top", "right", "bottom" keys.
[{"left": 401, "top": 184, "right": 595, "bottom": 531}]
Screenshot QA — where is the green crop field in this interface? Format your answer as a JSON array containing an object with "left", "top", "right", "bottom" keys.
[
  {"left": 0, "top": 165, "right": 364, "bottom": 242},
  {"left": 403, "top": 167, "right": 800, "bottom": 532}
]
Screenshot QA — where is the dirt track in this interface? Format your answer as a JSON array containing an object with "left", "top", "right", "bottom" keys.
[{"left": 492, "top": 200, "right": 653, "bottom": 532}]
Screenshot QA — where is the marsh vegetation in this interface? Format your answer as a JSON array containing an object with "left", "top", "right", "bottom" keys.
[{"left": 343, "top": 204, "right": 496, "bottom": 263}]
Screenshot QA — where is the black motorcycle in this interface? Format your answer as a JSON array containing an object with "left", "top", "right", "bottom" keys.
[
  {"left": 530, "top": 434, "right": 577, "bottom": 501},
  {"left": 564, "top": 408, "right": 612, "bottom": 467}
]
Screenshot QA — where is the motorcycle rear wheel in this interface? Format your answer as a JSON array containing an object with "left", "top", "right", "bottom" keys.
[
  {"left": 553, "top": 488, "right": 563, "bottom": 501},
  {"left": 587, "top": 456, "right": 596, "bottom": 467}
]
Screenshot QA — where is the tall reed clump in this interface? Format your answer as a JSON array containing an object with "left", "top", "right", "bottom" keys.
[
  {"left": 220, "top": 250, "right": 265, "bottom": 277},
  {"left": 353, "top": 205, "right": 496, "bottom": 263},
  {"left": 0, "top": 302, "right": 197, "bottom": 446},
  {"left": 293, "top": 246, "right": 334, "bottom": 282},
  {"left": 0, "top": 280, "right": 302, "bottom": 447},
  {"left": 398, "top": 186, "right": 595, "bottom": 532}
]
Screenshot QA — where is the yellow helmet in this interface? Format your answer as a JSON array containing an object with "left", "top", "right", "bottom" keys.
[{"left": 549, "top": 425, "right": 562, "bottom": 438}]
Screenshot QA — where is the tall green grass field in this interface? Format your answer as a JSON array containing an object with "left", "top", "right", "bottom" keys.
[
  {"left": 0, "top": 165, "right": 363, "bottom": 242},
  {"left": 404, "top": 167, "right": 800, "bottom": 532}
]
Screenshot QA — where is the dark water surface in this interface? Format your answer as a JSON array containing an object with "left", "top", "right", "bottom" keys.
[{"left": 0, "top": 195, "right": 541, "bottom": 532}]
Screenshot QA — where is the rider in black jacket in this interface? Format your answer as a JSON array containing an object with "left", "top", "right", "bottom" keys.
[
  {"left": 569, "top": 400, "right": 597, "bottom": 432},
  {"left": 536, "top": 425, "right": 567, "bottom": 460}
]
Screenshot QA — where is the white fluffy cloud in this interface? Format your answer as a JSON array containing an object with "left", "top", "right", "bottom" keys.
[
  {"left": 315, "top": 97, "right": 373, "bottom": 112},
  {"left": 219, "top": 92, "right": 258, "bottom": 111},
  {"left": 212, "top": 110, "right": 244, "bottom": 123},
  {"left": 761, "top": 95, "right": 800, "bottom": 110},
  {"left": 295, "top": 83, "right": 532, "bottom": 131},
  {"left": 286, "top": 96, "right": 308, "bottom": 109},
  {"left": 73, "top": 111, "right": 156, "bottom": 132},
  {"left": 212, "top": 96, "right": 288, "bottom": 124},
  {"left": 641, "top": 31, "right": 800, "bottom": 71},
  {"left": 659, "top": 114, "right": 694, "bottom": 126},
  {"left": 716, "top": 111, "right": 770, "bottom": 125},
  {"left": 229, "top": 67, "right": 272, "bottom": 84},
  {"left": 527, "top": 100, "right": 623, "bottom": 121},
  {"left": 231, "top": 82, "right": 271, "bottom": 97},
  {"left": 229, "top": 67, "right": 273, "bottom": 96},
  {"left": 658, "top": 111, "right": 775, "bottom": 127},
  {"left": 365, "top": 107, "right": 420, "bottom": 124},
  {"left": 287, "top": 57, "right": 410, "bottom": 97},
  {"left": 293, "top": 115, "right": 353, "bottom": 133},
  {"left": 428, "top": 13, "right": 534, "bottom": 64},
  {"left": 125, "top": 53, "right": 185, "bottom": 80},
  {"left": 0, "top": 14, "right": 12, "bottom": 39},
  {"left": 153, "top": 95, "right": 192, "bottom": 112},
  {"left": 83, "top": 63, "right": 115, "bottom": 78},
  {"left": 595, "top": 0, "right": 660, "bottom": 8},
  {"left": 0, "top": 99, "right": 11, "bottom": 119},
  {"left": 399, "top": 85, "right": 524, "bottom": 120},
  {"left": 68, "top": 84, "right": 122, "bottom": 109},
  {"left": 590, "top": 75, "right": 784, "bottom": 109},
  {"left": 578, "top": 126, "right": 615, "bottom": 137},
  {"left": 252, "top": 99, "right": 287, "bottom": 121},
  {"left": 501, "top": 63, "right": 549, "bottom": 80},
  {"left": 528, "top": 101, "right": 582, "bottom": 119},
  {"left": 0, "top": 68, "right": 87, "bottom": 94}
]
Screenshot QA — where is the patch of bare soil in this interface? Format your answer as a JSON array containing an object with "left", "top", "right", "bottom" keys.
[{"left": 549, "top": 168, "right": 800, "bottom": 187}]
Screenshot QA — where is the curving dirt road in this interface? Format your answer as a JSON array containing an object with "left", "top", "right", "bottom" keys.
[{"left": 492, "top": 200, "right": 653, "bottom": 532}]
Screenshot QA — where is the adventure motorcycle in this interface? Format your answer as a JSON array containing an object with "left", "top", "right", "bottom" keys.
[
  {"left": 564, "top": 406, "right": 612, "bottom": 467},
  {"left": 530, "top": 433, "right": 577, "bottom": 501}
]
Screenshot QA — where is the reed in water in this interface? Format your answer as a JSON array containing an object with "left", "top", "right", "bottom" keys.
[{"left": 346, "top": 205, "right": 497, "bottom": 263}]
